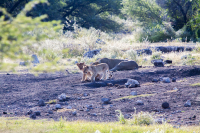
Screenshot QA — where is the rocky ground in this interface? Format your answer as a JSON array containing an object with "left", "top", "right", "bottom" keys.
[{"left": 1, "top": 65, "right": 200, "bottom": 126}]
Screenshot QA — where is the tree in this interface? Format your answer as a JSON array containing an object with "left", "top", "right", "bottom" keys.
[
  {"left": 0, "top": 0, "right": 62, "bottom": 72},
  {"left": 165, "top": 0, "right": 199, "bottom": 30}
]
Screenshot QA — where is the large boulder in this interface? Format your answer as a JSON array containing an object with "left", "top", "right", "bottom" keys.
[{"left": 83, "top": 49, "right": 101, "bottom": 58}]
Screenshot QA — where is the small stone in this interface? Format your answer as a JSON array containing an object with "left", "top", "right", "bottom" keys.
[
  {"left": 161, "top": 77, "right": 171, "bottom": 83},
  {"left": 55, "top": 104, "right": 62, "bottom": 109},
  {"left": 58, "top": 93, "right": 67, "bottom": 101},
  {"left": 83, "top": 93, "right": 89, "bottom": 97},
  {"left": 128, "top": 84, "right": 136, "bottom": 88},
  {"left": 27, "top": 110, "right": 33, "bottom": 115},
  {"left": 86, "top": 105, "right": 93, "bottom": 109},
  {"left": 155, "top": 118, "right": 164, "bottom": 124},
  {"left": 107, "top": 83, "right": 113, "bottom": 87},
  {"left": 162, "top": 102, "right": 169, "bottom": 109},
  {"left": 136, "top": 100, "right": 144, "bottom": 105},
  {"left": 184, "top": 100, "right": 191, "bottom": 107},
  {"left": 173, "top": 87, "right": 178, "bottom": 90},
  {"left": 101, "top": 98, "right": 111, "bottom": 104},
  {"left": 72, "top": 111, "right": 77, "bottom": 116},
  {"left": 3, "top": 112, "right": 7, "bottom": 114},
  {"left": 152, "top": 78, "right": 158, "bottom": 82},
  {"left": 6, "top": 73, "right": 10, "bottom": 75},
  {"left": 172, "top": 78, "right": 176, "bottom": 82},
  {"left": 91, "top": 113, "right": 97, "bottom": 116},
  {"left": 48, "top": 110, "right": 53, "bottom": 114},
  {"left": 30, "top": 114, "right": 36, "bottom": 119},
  {"left": 34, "top": 111, "right": 41, "bottom": 116},
  {"left": 38, "top": 99, "right": 45, "bottom": 107},
  {"left": 67, "top": 106, "right": 72, "bottom": 109},
  {"left": 130, "top": 91, "right": 137, "bottom": 96}
]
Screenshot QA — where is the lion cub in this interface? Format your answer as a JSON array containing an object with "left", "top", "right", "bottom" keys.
[
  {"left": 76, "top": 62, "right": 101, "bottom": 82},
  {"left": 83, "top": 63, "right": 111, "bottom": 82}
]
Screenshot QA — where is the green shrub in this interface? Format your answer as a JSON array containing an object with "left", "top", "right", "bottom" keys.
[
  {"left": 115, "top": 110, "right": 126, "bottom": 124},
  {"left": 151, "top": 52, "right": 162, "bottom": 60},
  {"left": 131, "top": 111, "right": 155, "bottom": 126}
]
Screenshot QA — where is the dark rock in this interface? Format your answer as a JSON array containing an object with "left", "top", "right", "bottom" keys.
[
  {"left": 27, "top": 110, "right": 33, "bottom": 115},
  {"left": 107, "top": 83, "right": 113, "bottom": 87},
  {"left": 172, "top": 78, "right": 176, "bottom": 82},
  {"left": 164, "top": 60, "right": 172, "bottom": 64},
  {"left": 3, "top": 112, "right": 7, "bottom": 114},
  {"left": 83, "top": 48, "right": 101, "bottom": 58},
  {"left": 162, "top": 102, "right": 169, "bottom": 109},
  {"left": 55, "top": 104, "right": 62, "bottom": 109},
  {"left": 90, "top": 113, "right": 97, "bottom": 116},
  {"left": 72, "top": 111, "right": 77, "bottom": 116},
  {"left": 34, "top": 111, "right": 41, "bottom": 116},
  {"left": 38, "top": 99, "right": 45, "bottom": 106},
  {"left": 152, "top": 78, "right": 158, "bottom": 82},
  {"left": 101, "top": 98, "right": 111, "bottom": 104},
  {"left": 83, "top": 93, "right": 89, "bottom": 97},
  {"left": 130, "top": 91, "right": 137, "bottom": 96},
  {"left": 136, "top": 48, "right": 152, "bottom": 55},
  {"left": 86, "top": 105, "right": 93, "bottom": 110},
  {"left": 48, "top": 110, "right": 53, "bottom": 114},
  {"left": 6, "top": 73, "right": 10, "bottom": 75},
  {"left": 184, "top": 100, "right": 191, "bottom": 107},
  {"left": 128, "top": 84, "right": 136, "bottom": 88},
  {"left": 136, "top": 100, "right": 144, "bottom": 105},
  {"left": 30, "top": 114, "right": 36, "bottom": 119}
]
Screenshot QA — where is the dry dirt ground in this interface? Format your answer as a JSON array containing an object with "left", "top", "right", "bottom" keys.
[{"left": 1, "top": 65, "right": 200, "bottom": 126}]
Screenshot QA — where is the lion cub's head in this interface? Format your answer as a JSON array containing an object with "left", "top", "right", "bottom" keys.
[
  {"left": 76, "top": 62, "right": 85, "bottom": 70},
  {"left": 83, "top": 65, "right": 90, "bottom": 74}
]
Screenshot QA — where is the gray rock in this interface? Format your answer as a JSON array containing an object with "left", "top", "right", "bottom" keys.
[
  {"left": 90, "top": 113, "right": 97, "bottom": 116},
  {"left": 48, "top": 110, "right": 53, "bottom": 114},
  {"left": 83, "top": 48, "right": 101, "bottom": 58},
  {"left": 128, "top": 84, "right": 136, "bottom": 88},
  {"left": 67, "top": 106, "right": 72, "bottom": 109},
  {"left": 136, "top": 48, "right": 152, "bottom": 55},
  {"left": 38, "top": 99, "right": 45, "bottom": 106},
  {"left": 34, "top": 111, "right": 41, "bottom": 116},
  {"left": 30, "top": 114, "right": 36, "bottom": 119},
  {"left": 86, "top": 105, "right": 93, "bottom": 110},
  {"left": 161, "top": 77, "right": 171, "bottom": 83},
  {"left": 55, "top": 104, "right": 62, "bottom": 109},
  {"left": 101, "top": 98, "right": 111, "bottom": 104},
  {"left": 83, "top": 93, "right": 89, "bottom": 97},
  {"left": 136, "top": 100, "right": 144, "bottom": 105},
  {"left": 58, "top": 93, "right": 67, "bottom": 101},
  {"left": 130, "top": 91, "right": 137, "bottom": 96},
  {"left": 96, "top": 39, "right": 105, "bottom": 44},
  {"left": 151, "top": 59, "right": 164, "bottom": 67},
  {"left": 184, "top": 100, "right": 191, "bottom": 107},
  {"left": 72, "top": 111, "right": 77, "bottom": 116},
  {"left": 155, "top": 118, "right": 164, "bottom": 124},
  {"left": 31, "top": 54, "right": 40, "bottom": 66},
  {"left": 19, "top": 61, "right": 28, "bottom": 66},
  {"left": 152, "top": 78, "right": 158, "bottom": 82},
  {"left": 27, "top": 110, "right": 33, "bottom": 115}
]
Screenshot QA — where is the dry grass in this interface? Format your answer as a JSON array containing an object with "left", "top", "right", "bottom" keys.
[{"left": 0, "top": 117, "right": 200, "bottom": 133}]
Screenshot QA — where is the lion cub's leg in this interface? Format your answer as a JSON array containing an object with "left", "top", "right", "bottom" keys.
[{"left": 91, "top": 72, "right": 97, "bottom": 82}]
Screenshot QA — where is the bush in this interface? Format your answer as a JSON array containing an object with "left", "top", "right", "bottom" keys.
[
  {"left": 0, "top": 0, "right": 62, "bottom": 72},
  {"left": 131, "top": 111, "right": 155, "bottom": 126}
]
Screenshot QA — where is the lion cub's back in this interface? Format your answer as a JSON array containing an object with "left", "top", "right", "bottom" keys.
[{"left": 91, "top": 63, "right": 109, "bottom": 72}]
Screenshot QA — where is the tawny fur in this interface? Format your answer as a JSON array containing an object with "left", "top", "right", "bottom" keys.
[
  {"left": 83, "top": 63, "right": 111, "bottom": 82},
  {"left": 92, "top": 58, "right": 139, "bottom": 72},
  {"left": 76, "top": 63, "right": 101, "bottom": 82}
]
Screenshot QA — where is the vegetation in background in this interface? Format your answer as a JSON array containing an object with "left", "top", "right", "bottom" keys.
[
  {"left": 0, "top": 0, "right": 62, "bottom": 72},
  {"left": 0, "top": 117, "right": 200, "bottom": 133}
]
